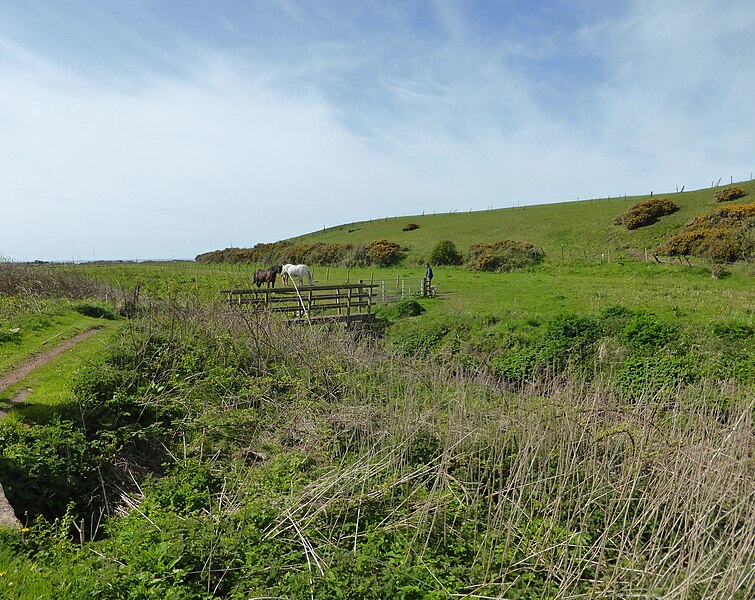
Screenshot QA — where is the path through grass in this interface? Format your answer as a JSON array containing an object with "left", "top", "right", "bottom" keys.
[{"left": 0, "top": 324, "right": 117, "bottom": 424}]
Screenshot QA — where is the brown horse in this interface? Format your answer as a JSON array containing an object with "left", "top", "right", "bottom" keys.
[{"left": 253, "top": 265, "right": 282, "bottom": 288}]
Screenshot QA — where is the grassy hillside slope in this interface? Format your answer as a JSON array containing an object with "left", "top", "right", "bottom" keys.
[{"left": 290, "top": 180, "right": 755, "bottom": 262}]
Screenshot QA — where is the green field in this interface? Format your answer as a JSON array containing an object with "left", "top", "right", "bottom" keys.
[
  {"left": 74, "top": 258, "right": 754, "bottom": 327},
  {"left": 0, "top": 183, "right": 753, "bottom": 599}
]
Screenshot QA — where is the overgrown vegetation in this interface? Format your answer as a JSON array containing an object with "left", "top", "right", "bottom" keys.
[
  {"left": 1, "top": 260, "right": 752, "bottom": 598},
  {"left": 0, "top": 262, "right": 109, "bottom": 299},
  {"left": 614, "top": 197, "right": 679, "bottom": 229}
]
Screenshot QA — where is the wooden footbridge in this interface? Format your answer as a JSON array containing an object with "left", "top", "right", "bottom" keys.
[{"left": 222, "top": 282, "right": 380, "bottom": 325}]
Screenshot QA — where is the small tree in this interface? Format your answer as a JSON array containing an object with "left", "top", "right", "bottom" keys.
[{"left": 430, "top": 240, "right": 462, "bottom": 266}]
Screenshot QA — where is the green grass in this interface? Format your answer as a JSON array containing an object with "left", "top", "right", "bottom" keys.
[
  {"left": 308, "top": 262, "right": 753, "bottom": 325},
  {"left": 289, "top": 180, "right": 755, "bottom": 263},
  {"left": 73, "top": 259, "right": 754, "bottom": 328}
]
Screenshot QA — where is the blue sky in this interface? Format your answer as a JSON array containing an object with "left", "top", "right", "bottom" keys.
[{"left": 2, "top": 0, "right": 753, "bottom": 261}]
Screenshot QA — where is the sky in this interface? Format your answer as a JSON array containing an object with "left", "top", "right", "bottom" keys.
[{"left": 2, "top": 0, "right": 753, "bottom": 262}]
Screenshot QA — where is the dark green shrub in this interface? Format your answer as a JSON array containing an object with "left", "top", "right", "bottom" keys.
[
  {"left": 490, "top": 346, "right": 541, "bottom": 383},
  {"left": 0, "top": 421, "right": 110, "bottom": 520},
  {"left": 0, "top": 328, "right": 21, "bottom": 343},
  {"left": 402, "top": 223, "right": 419, "bottom": 231},
  {"left": 616, "top": 355, "right": 694, "bottom": 399},
  {"left": 614, "top": 197, "right": 679, "bottom": 229},
  {"left": 541, "top": 314, "right": 602, "bottom": 369},
  {"left": 490, "top": 314, "right": 602, "bottom": 383},
  {"left": 710, "top": 321, "right": 755, "bottom": 341},
  {"left": 390, "top": 319, "right": 452, "bottom": 356},
  {"left": 601, "top": 305, "right": 632, "bottom": 319},
  {"left": 394, "top": 299, "right": 425, "bottom": 317},
  {"left": 429, "top": 240, "right": 462, "bottom": 266},
  {"left": 143, "top": 459, "right": 221, "bottom": 513},
  {"left": 623, "top": 313, "right": 677, "bottom": 349},
  {"left": 408, "top": 428, "right": 442, "bottom": 465},
  {"left": 545, "top": 314, "right": 601, "bottom": 344}
]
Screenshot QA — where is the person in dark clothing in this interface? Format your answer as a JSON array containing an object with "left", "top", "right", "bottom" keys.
[{"left": 425, "top": 262, "right": 433, "bottom": 284}]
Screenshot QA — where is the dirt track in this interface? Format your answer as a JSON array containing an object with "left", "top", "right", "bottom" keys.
[
  {"left": 0, "top": 328, "right": 102, "bottom": 420},
  {"left": 0, "top": 328, "right": 102, "bottom": 394}
]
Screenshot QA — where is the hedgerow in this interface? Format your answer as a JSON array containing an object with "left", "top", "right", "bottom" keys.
[
  {"left": 614, "top": 197, "right": 679, "bottom": 229},
  {"left": 0, "top": 262, "right": 109, "bottom": 299},
  {"left": 195, "top": 239, "right": 405, "bottom": 268}
]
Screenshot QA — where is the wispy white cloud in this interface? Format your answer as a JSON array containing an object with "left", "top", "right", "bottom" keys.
[{"left": 1, "top": 1, "right": 753, "bottom": 261}]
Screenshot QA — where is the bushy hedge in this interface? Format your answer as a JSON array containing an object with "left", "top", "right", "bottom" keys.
[
  {"left": 614, "top": 197, "right": 679, "bottom": 229},
  {"left": 656, "top": 202, "right": 755, "bottom": 262},
  {"left": 196, "top": 239, "right": 405, "bottom": 268},
  {"left": 715, "top": 186, "right": 747, "bottom": 202},
  {"left": 466, "top": 240, "right": 544, "bottom": 272}
]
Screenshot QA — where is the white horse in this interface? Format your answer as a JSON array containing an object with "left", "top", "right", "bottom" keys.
[{"left": 281, "top": 263, "right": 314, "bottom": 286}]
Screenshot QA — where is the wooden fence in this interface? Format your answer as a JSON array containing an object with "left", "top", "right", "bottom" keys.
[{"left": 221, "top": 282, "right": 379, "bottom": 325}]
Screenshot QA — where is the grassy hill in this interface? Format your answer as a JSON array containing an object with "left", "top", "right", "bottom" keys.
[{"left": 290, "top": 180, "right": 755, "bottom": 263}]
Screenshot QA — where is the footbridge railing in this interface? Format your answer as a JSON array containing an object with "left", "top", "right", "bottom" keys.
[{"left": 221, "top": 283, "right": 379, "bottom": 324}]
